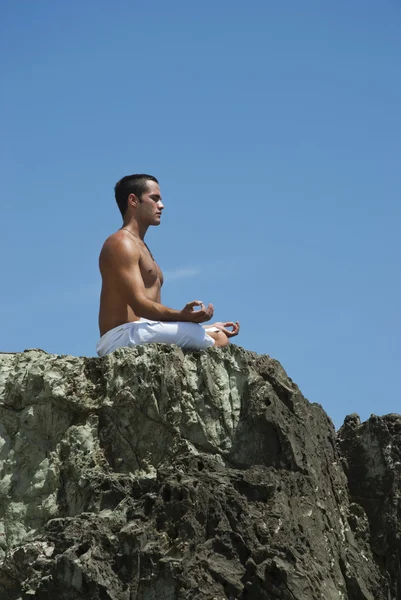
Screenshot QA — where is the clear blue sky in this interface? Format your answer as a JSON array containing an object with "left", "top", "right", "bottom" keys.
[{"left": 1, "top": 1, "right": 400, "bottom": 428}]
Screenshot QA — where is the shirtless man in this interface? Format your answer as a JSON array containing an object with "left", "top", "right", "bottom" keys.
[{"left": 96, "top": 174, "right": 240, "bottom": 356}]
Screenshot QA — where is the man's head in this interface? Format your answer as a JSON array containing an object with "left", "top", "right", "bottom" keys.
[{"left": 114, "top": 174, "right": 163, "bottom": 225}]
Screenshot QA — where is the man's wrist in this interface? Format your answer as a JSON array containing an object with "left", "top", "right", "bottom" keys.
[{"left": 177, "top": 311, "right": 190, "bottom": 322}]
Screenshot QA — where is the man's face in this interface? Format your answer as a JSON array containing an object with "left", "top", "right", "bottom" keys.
[{"left": 137, "top": 180, "right": 164, "bottom": 226}]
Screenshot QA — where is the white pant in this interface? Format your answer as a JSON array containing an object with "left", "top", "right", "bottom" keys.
[{"left": 96, "top": 318, "right": 217, "bottom": 357}]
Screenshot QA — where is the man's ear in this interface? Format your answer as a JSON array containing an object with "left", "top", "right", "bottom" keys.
[{"left": 128, "top": 193, "right": 139, "bottom": 208}]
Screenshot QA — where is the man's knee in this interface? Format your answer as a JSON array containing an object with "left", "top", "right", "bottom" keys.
[{"left": 175, "top": 322, "right": 215, "bottom": 350}]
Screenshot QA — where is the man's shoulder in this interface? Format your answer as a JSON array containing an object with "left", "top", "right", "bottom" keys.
[
  {"left": 102, "top": 229, "right": 126, "bottom": 246},
  {"left": 100, "top": 231, "right": 140, "bottom": 264}
]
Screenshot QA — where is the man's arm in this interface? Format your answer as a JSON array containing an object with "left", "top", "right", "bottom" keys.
[{"left": 100, "top": 235, "right": 213, "bottom": 323}]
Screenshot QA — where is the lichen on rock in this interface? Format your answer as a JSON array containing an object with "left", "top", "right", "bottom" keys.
[{"left": 0, "top": 345, "right": 398, "bottom": 599}]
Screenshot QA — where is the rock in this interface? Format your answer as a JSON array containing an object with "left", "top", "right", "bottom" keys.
[
  {"left": 0, "top": 345, "right": 397, "bottom": 599},
  {"left": 338, "top": 413, "right": 401, "bottom": 599}
]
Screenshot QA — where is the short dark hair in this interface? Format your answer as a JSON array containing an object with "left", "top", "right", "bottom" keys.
[{"left": 114, "top": 174, "right": 159, "bottom": 217}]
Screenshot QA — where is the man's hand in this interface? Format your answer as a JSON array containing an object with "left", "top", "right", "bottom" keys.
[
  {"left": 181, "top": 301, "right": 214, "bottom": 323},
  {"left": 207, "top": 321, "right": 240, "bottom": 338}
]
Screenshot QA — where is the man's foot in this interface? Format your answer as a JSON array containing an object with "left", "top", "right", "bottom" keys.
[
  {"left": 205, "top": 321, "right": 240, "bottom": 348},
  {"left": 207, "top": 330, "right": 230, "bottom": 348}
]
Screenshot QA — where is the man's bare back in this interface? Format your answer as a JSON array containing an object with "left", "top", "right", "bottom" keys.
[{"left": 98, "top": 174, "right": 239, "bottom": 350}]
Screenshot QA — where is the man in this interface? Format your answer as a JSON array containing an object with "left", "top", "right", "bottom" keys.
[{"left": 96, "top": 174, "right": 240, "bottom": 356}]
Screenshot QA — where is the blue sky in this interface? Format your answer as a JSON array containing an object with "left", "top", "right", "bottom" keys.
[{"left": 1, "top": 1, "right": 400, "bottom": 428}]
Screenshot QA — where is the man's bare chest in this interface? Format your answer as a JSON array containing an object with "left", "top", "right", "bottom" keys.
[{"left": 139, "top": 252, "right": 163, "bottom": 289}]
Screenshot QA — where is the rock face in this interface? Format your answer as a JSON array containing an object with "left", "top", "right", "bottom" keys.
[{"left": 0, "top": 345, "right": 399, "bottom": 599}]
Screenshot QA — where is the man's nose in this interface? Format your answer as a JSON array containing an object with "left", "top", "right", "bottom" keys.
[{"left": 158, "top": 200, "right": 164, "bottom": 210}]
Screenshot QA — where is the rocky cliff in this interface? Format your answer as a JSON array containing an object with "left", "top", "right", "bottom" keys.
[{"left": 0, "top": 345, "right": 399, "bottom": 599}]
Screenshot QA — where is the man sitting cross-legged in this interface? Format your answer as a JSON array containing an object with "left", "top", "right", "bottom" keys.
[{"left": 96, "top": 174, "right": 240, "bottom": 357}]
